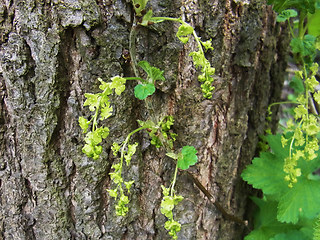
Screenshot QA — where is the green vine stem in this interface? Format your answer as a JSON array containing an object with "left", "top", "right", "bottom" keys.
[{"left": 119, "top": 126, "right": 147, "bottom": 169}]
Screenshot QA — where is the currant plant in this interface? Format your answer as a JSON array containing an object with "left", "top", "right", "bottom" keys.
[
  {"left": 78, "top": 1, "right": 217, "bottom": 237},
  {"left": 242, "top": 0, "right": 320, "bottom": 239},
  {"left": 140, "top": 10, "right": 216, "bottom": 99},
  {"left": 79, "top": 65, "right": 198, "bottom": 237}
]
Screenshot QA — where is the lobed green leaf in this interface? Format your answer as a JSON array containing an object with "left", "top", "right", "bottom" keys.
[
  {"left": 134, "top": 83, "right": 156, "bottom": 100},
  {"left": 276, "top": 9, "right": 298, "bottom": 22},
  {"left": 177, "top": 146, "right": 198, "bottom": 170}
]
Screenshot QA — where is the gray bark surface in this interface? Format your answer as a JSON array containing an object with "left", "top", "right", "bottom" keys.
[{"left": 0, "top": 0, "right": 288, "bottom": 239}]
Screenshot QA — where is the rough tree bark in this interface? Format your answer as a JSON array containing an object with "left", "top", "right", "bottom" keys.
[{"left": 0, "top": 0, "right": 289, "bottom": 239}]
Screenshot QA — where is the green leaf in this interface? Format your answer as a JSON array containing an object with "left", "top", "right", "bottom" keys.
[
  {"left": 83, "top": 93, "right": 99, "bottom": 111},
  {"left": 98, "top": 78, "right": 112, "bottom": 94},
  {"left": 177, "top": 146, "right": 198, "bottom": 170},
  {"left": 140, "top": 9, "right": 165, "bottom": 26},
  {"left": 244, "top": 197, "right": 298, "bottom": 240},
  {"left": 308, "top": 170, "right": 320, "bottom": 180},
  {"left": 189, "top": 51, "right": 206, "bottom": 68},
  {"left": 242, "top": 152, "right": 287, "bottom": 198},
  {"left": 243, "top": 135, "right": 320, "bottom": 224},
  {"left": 150, "top": 67, "right": 165, "bottom": 82},
  {"left": 270, "top": 230, "right": 310, "bottom": 240},
  {"left": 277, "top": 177, "right": 320, "bottom": 223},
  {"left": 289, "top": 75, "right": 305, "bottom": 94},
  {"left": 138, "top": 61, "right": 165, "bottom": 83},
  {"left": 124, "top": 180, "right": 135, "bottom": 192},
  {"left": 79, "top": 116, "right": 90, "bottom": 133},
  {"left": 107, "top": 189, "right": 118, "bottom": 198},
  {"left": 84, "top": 131, "right": 102, "bottom": 145},
  {"left": 290, "top": 35, "right": 317, "bottom": 57},
  {"left": 314, "top": 215, "right": 320, "bottom": 240},
  {"left": 110, "top": 76, "right": 126, "bottom": 95},
  {"left": 176, "top": 22, "right": 194, "bottom": 43},
  {"left": 132, "top": 0, "right": 148, "bottom": 16},
  {"left": 138, "top": 60, "right": 152, "bottom": 76},
  {"left": 160, "top": 196, "right": 175, "bottom": 218},
  {"left": 96, "top": 127, "right": 110, "bottom": 139},
  {"left": 241, "top": 135, "right": 289, "bottom": 199},
  {"left": 164, "top": 219, "right": 181, "bottom": 235},
  {"left": 161, "top": 185, "right": 170, "bottom": 196},
  {"left": 201, "top": 39, "right": 214, "bottom": 51},
  {"left": 276, "top": 9, "right": 298, "bottom": 22},
  {"left": 134, "top": 83, "right": 155, "bottom": 100},
  {"left": 100, "top": 104, "right": 113, "bottom": 120},
  {"left": 268, "top": 0, "right": 316, "bottom": 13}
]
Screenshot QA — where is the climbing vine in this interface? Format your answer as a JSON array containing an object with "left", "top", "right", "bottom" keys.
[{"left": 242, "top": 0, "right": 320, "bottom": 239}]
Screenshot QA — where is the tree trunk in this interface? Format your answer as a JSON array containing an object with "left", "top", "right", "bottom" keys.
[{"left": 0, "top": 0, "right": 288, "bottom": 239}]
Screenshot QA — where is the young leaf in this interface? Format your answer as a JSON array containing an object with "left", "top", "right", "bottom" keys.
[
  {"left": 83, "top": 93, "right": 99, "bottom": 111},
  {"left": 125, "top": 181, "right": 135, "bottom": 192},
  {"left": 176, "top": 22, "right": 194, "bottom": 44},
  {"left": 110, "top": 76, "right": 126, "bottom": 95},
  {"left": 132, "top": 0, "right": 148, "bottom": 16},
  {"left": 201, "top": 39, "right": 214, "bottom": 51},
  {"left": 138, "top": 60, "right": 165, "bottom": 83},
  {"left": 177, "top": 146, "right": 198, "bottom": 170},
  {"left": 100, "top": 104, "right": 113, "bottom": 120},
  {"left": 98, "top": 78, "right": 112, "bottom": 94},
  {"left": 84, "top": 131, "right": 102, "bottom": 146},
  {"left": 79, "top": 116, "right": 90, "bottom": 133},
  {"left": 111, "top": 142, "right": 121, "bottom": 156},
  {"left": 107, "top": 189, "right": 118, "bottom": 198},
  {"left": 141, "top": 10, "right": 165, "bottom": 26},
  {"left": 276, "top": 9, "right": 298, "bottom": 22},
  {"left": 150, "top": 66, "right": 165, "bottom": 82},
  {"left": 138, "top": 60, "right": 152, "bottom": 76},
  {"left": 134, "top": 83, "right": 156, "bottom": 100},
  {"left": 96, "top": 127, "right": 110, "bottom": 139}
]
